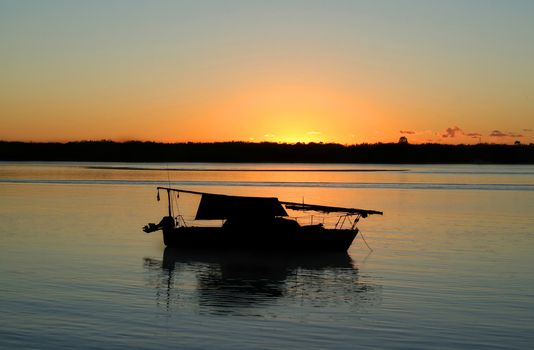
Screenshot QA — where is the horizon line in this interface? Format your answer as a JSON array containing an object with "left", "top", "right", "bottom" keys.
[{"left": 0, "top": 139, "right": 531, "bottom": 146}]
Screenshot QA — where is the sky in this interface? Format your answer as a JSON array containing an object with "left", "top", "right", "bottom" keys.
[{"left": 1, "top": 0, "right": 533, "bottom": 144}]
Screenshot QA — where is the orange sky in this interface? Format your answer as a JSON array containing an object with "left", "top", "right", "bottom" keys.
[{"left": 1, "top": 1, "right": 533, "bottom": 145}]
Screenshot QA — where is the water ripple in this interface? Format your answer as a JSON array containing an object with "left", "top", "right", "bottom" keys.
[{"left": 1, "top": 178, "right": 533, "bottom": 191}]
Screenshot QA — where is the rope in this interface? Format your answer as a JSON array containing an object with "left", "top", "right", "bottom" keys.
[{"left": 359, "top": 229, "right": 373, "bottom": 252}]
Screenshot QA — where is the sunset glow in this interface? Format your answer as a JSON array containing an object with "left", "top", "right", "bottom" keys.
[{"left": 1, "top": 1, "right": 533, "bottom": 144}]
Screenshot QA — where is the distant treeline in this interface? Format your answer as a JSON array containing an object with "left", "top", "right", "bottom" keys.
[{"left": 1, "top": 141, "right": 533, "bottom": 164}]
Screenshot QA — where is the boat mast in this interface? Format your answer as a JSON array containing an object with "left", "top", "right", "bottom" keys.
[{"left": 166, "top": 189, "right": 172, "bottom": 217}]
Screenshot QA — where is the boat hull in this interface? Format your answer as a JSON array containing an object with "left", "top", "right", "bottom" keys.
[{"left": 162, "top": 226, "right": 358, "bottom": 252}]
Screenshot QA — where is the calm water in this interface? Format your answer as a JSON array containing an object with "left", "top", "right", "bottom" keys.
[{"left": 1, "top": 162, "right": 533, "bottom": 349}]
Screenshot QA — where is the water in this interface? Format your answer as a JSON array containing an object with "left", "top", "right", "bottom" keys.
[{"left": 1, "top": 162, "right": 533, "bottom": 349}]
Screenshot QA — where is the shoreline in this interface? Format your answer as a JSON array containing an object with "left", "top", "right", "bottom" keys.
[{"left": 1, "top": 141, "right": 533, "bottom": 164}]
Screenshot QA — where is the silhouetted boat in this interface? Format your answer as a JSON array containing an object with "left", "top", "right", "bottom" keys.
[{"left": 143, "top": 187, "right": 382, "bottom": 252}]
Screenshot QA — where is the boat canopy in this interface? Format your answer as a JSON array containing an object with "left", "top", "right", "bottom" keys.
[
  {"left": 156, "top": 187, "right": 382, "bottom": 220},
  {"left": 195, "top": 193, "right": 288, "bottom": 220}
]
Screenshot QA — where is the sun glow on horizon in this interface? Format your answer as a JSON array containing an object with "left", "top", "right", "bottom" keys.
[
  {"left": 261, "top": 131, "right": 325, "bottom": 144},
  {"left": 1, "top": 2, "right": 533, "bottom": 145}
]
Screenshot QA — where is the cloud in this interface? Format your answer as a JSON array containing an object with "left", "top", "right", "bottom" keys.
[
  {"left": 466, "top": 132, "right": 482, "bottom": 138},
  {"left": 442, "top": 126, "right": 463, "bottom": 138},
  {"left": 263, "top": 134, "right": 276, "bottom": 137},
  {"left": 489, "top": 130, "right": 523, "bottom": 138},
  {"left": 490, "top": 130, "right": 507, "bottom": 137},
  {"left": 400, "top": 130, "right": 415, "bottom": 134},
  {"left": 523, "top": 129, "right": 532, "bottom": 132},
  {"left": 307, "top": 131, "right": 321, "bottom": 135}
]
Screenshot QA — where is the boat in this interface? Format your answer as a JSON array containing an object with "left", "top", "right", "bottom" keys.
[{"left": 143, "top": 187, "right": 382, "bottom": 252}]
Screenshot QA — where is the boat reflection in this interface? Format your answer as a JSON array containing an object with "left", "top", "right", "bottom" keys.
[{"left": 144, "top": 247, "right": 381, "bottom": 315}]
